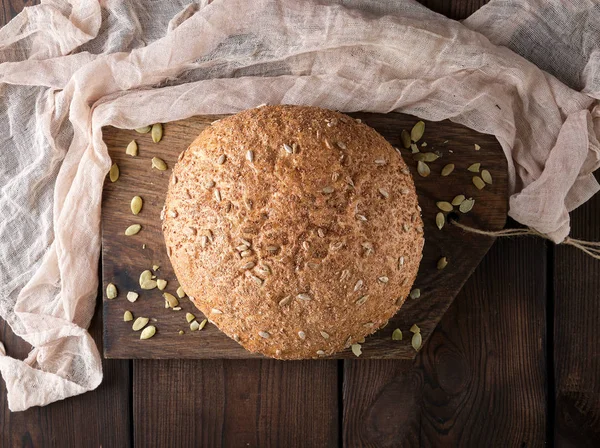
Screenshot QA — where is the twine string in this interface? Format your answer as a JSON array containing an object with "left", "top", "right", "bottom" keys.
[{"left": 450, "top": 220, "right": 600, "bottom": 260}]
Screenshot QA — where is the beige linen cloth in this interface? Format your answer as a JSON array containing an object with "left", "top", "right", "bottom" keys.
[{"left": 0, "top": 0, "right": 599, "bottom": 411}]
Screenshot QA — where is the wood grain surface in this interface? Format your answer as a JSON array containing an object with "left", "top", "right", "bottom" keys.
[{"left": 101, "top": 112, "right": 507, "bottom": 359}]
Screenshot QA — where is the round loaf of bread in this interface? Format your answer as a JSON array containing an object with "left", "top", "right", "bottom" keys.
[{"left": 163, "top": 105, "right": 423, "bottom": 359}]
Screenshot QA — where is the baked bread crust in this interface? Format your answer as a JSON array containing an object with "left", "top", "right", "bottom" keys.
[{"left": 163, "top": 105, "right": 423, "bottom": 359}]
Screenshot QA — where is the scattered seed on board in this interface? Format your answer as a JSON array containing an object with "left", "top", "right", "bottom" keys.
[
  {"left": 246, "top": 150, "right": 254, "bottom": 163},
  {"left": 176, "top": 286, "right": 186, "bottom": 298},
  {"left": 151, "top": 123, "right": 163, "bottom": 143},
  {"left": 473, "top": 176, "right": 486, "bottom": 190},
  {"left": 139, "top": 270, "right": 157, "bottom": 289},
  {"left": 467, "top": 163, "right": 481, "bottom": 173},
  {"left": 412, "top": 332, "right": 422, "bottom": 351},
  {"left": 258, "top": 331, "right": 270, "bottom": 339},
  {"left": 109, "top": 163, "right": 119, "bottom": 182},
  {"left": 125, "top": 224, "right": 141, "bottom": 236},
  {"left": 127, "top": 291, "right": 139, "bottom": 303},
  {"left": 156, "top": 279, "right": 167, "bottom": 290},
  {"left": 410, "top": 121, "right": 425, "bottom": 142},
  {"left": 198, "top": 319, "right": 207, "bottom": 330},
  {"left": 351, "top": 344, "right": 362, "bottom": 357},
  {"left": 124, "top": 311, "right": 133, "bottom": 322},
  {"left": 459, "top": 198, "right": 475, "bottom": 213},
  {"left": 140, "top": 325, "right": 156, "bottom": 340},
  {"left": 178, "top": 330, "right": 184, "bottom": 336},
  {"left": 135, "top": 125, "right": 151, "bottom": 134},
  {"left": 152, "top": 157, "right": 167, "bottom": 171},
  {"left": 413, "top": 152, "right": 439, "bottom": 162},
  {"left": 437, "top": 257, "right": 448, "bottom": 270},
  {"left": 481, "top": 169, "right": 492, "bottom": 184},
  {"left": 401, "top": 129, "right": 411, "bottom": 148},
  {"left": 410, "top": 288, "right": 421, "bottom": 299},
  {"left": 417, "top": 161, "right": 430, "bottom": 177},
  {"left": 436, "top": 201, "right": 453, "bottom": 212},
  {"left": 190, "top": 320, "right": 200, "bottom": 331},
  {"left": 436, "top": 212, "right": 445, "bottom": 230},
  {"left": 392, "top": 329, "right": 403, "bottom": 341},
  {"left": 410, "top": 143, "right": 419, "bottom": 154},
  {"left": 126, "top": 140, "right": 138, "bottom": 156},
  {"left": 164, "top": 293, "right": 179, "bottom": 308},
  {"left": 441, "top": 164, "right": 455, "bottom": 176},
  {"left": 186, "top": 313, "right": 195, "bottom": 323},
  {"left": 474, "top": 144, "right": 481, "bottom": 151},
  {"left": 132, "top": 317, "right": 149, "bottom": 331},
  {"left": 452, "top": 195, "right": 465, "bottom": 206},
  {"left": 106, "top": 283, "right": 117, "bottom": 299},
  {"left": 131, "top": 196, "right": 143, "bottom": 215}
]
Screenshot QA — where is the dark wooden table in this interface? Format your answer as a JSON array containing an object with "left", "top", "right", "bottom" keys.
[{"left": 2, "top": 1, "right": 599, "bottom": 446}]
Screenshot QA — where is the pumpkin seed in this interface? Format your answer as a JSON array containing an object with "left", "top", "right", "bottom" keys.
[
  {"left": 151, "top": 157, "right": 167, "bottom": 171},
  {"left": 481, "top": 169, "right": 492, "bottom": 184},
  {"left": 124, "top": 311, "right": 133, "bottom": 322},
  {"left": 410, "top": 324, "right": 421, "bottom": 334},
  {"left": 467, "top": 163, "right": 480, "bottom": 173},
  {"left": 411, "top": 332, "right": 422, "bottom": 351},
  {"left": 190, "top": 320, "right": 200, "bottom": 331},
  {"left": 436, "top": 212, "right": 445, "bottom": 230},
  {"left": 401, "top": 130, "right": 411, "bottom": 149},
  {"left": 176, "top": 286, "right": 186, "bottom": 298},
  {"left": 474, "top": 144, "right": 481, "bottom": 151},
  {"left": 472, "top": 176, "right": 486, "bottom": 190},
  {"left": 106, "top": 283, "right": 117, "bottom": 299},
  {"left": 198, "top": 319, "right": 207, "bottom": 330},
  {"left": 179, "top": 330, "right": 184, "bottom": 335},
  {"left": 409, "top": 288, "right": 421, "bottom": 300},
  {"left": 151, "top": 123, "right": 163, "bottom": 143},
  {"left": 410, "top": 121, "right": 425, "bottom": 142},
  {"left": 451, "top": 195, "right": 465, "bottom": 206},
  {"left": 413, "top": 152, "right": 439, "bottom": 162},
  {"left": 411, "top": 143, "right": 419, "bottom": 154},
  {"left": 459, "top": 198, "right": 475, "bottom": 213},
  {"left": 109, "top": 163, "right": 119, "bottom": 182},
  {"left": 125, "top": 224, "right": 141, "bottom": 236},
  {"left": 437, "top": 257, "right": 448, "bottom": 270},
  {"left": 125, "top": 140, "right": 138, "bottom": 157},
  {"left": 163, "top": 293, "right": 179, "bottom": 308},
  {"left": 131, "top": 196, "right": 143, "bottom": 215},
  {"left": 140, "top": 325, "right": 156, "bottom": 340},
  {"left": 156, "top": 279, "right": 167, "bottom": 290},
  {"left": 392, "top": 329, "right": 403, "bottom": 341},
  {"left": 135, "top": 126, "right": 151, "bottom": 134},
  {"left": 126, "top": 291, "right": 139, "bottom": 303},
  {"left": 132, "top": 317, "right": 149, "bottom": 331},
  {"left": 186, "top": 313, "right": 196, "bottom": 323},
  {"left": 139, "top": 270, "right": 157, "bottom": 290},
  {"left": 441, "top": 164, "right": 454, "bottom": 176},
  {"left": 417, "top": 161, "right": 430, "bottom": 177},
  {"left": 436, "top": 201, "right": 453, "bottom": 212},
  {"left": 351, "top": 344, "right": 362, "bottom": 357}
]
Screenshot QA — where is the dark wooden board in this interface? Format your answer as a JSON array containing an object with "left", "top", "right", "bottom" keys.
[
  {"left": 343, "top": 236, "right": 549, "bottom": 447},
  {"left": 101, "top": 112, "right": 507, "bottom": 359},
  {"left": 554, "top": 173, "right": 600, "bottom": 447},
  {"left": 134, "top": 359, "right": 339, "bottom": 447}
]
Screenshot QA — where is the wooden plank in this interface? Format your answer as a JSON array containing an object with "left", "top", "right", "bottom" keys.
[
  {"left": 133, "top": 359, "right": 339, "bottom": 447},
  {"left": 0, "top": 299, "right": 131, "bottom": 447},
  {"left": 343, "top": 236, "right": 548, "bottom": 447},
  {"left": 417, "top": 0, "right": 490, "bottom": 19},
  {"left": 554, "top": 181, "right": 600, "bottom": 447},
  {"left": 102, "top": 112, "right": 507, "bottom": 359}
]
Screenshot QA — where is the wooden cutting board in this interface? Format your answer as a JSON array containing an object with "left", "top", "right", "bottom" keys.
[{"left": 101, "top": 112, "right": 507, "bottom": 359}]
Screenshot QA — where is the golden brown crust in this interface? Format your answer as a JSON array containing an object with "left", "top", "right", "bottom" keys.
[{"left": 162, "top": 105, "right": 423, "bottom": 359}]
